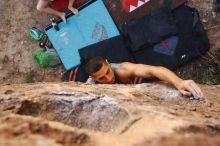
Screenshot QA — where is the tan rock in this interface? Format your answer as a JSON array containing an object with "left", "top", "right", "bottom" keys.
[{"left": 0, "top": 82, "right": 220, "bottom": 146}]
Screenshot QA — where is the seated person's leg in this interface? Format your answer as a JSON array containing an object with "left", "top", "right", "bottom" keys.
[
  {"left": 36, "top": 0, "right": 67, "bottom": 23},
  {"left": 36, "top": 0, "right": 49, "bottom": 12}
]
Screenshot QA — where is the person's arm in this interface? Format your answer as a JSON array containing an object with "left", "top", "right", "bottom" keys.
[
  {"left": 68, "top": 0, "right": 79, "bottom": 15},
  {"left": 37, "top": 0, "right": 66, "bottom": 23},
  {"left": 121, "top": 62, "right": 203, "bottom": 99}
]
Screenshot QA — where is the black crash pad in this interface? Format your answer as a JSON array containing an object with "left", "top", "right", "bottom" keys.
[
  {"left": 79, "top": 35, "right": 135, "bottom": 63},
  {"left": 103, "top": 0, "right": 187, "bottom": 30}
]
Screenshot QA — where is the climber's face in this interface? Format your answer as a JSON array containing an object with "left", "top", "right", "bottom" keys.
[{"left": 90, "top": 61, "right": 115, "bottom": 84}]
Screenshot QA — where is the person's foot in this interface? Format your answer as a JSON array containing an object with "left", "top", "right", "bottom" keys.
[
  {"left": 69, "top": 7, "right": 79, "bottom": 15},
  {"left": 59, "top": 12, "right": 66, "bottom": 23}
]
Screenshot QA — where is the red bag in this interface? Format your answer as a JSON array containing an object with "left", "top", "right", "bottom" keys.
[{"left": 51, "top": 0, "right": 84, "bottom": 10}]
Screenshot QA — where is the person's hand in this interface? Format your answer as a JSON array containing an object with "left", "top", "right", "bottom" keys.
[
  {"left": 177, "top": 80, "right": 204, "bottom": 99},
  {"left": 68, "top": 6, "right": 79, "bottom": 15},
  {"left": 59, "top": 12, "right": 66, "bottom": 23}
]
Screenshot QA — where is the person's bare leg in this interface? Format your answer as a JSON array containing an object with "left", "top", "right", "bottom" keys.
[{"left": 37, "top": 0, "right": 67, "bottom": 23}]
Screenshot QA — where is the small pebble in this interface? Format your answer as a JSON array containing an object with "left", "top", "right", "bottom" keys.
[{"left": 202, "top": 19, "right": 208, "bottom": 23}]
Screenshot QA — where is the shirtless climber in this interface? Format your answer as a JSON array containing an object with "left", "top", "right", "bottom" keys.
[{"left": 85, "top": 56, "right": 204, "bottom": 99}]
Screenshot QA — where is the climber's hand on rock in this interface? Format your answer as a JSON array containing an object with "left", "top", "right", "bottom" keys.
[{"left": 177, "top": 80, "right": 203, "bottom": 99}]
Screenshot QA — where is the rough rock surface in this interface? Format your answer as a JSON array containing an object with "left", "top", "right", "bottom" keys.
[{"left": 0, "top": 82, "right": 220, "bottom": 146}]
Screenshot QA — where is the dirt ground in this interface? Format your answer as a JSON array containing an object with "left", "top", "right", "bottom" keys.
[
  {"left": 0, "top": 0, "right": 219, "bottom": 84},
  {"left": 0, "top": 0, "right": 63, "bottom": 84}
]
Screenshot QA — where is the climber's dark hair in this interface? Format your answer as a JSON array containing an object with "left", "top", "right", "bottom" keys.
[{"left": 85, "top": 56, "right": 105, "bottom": 75}]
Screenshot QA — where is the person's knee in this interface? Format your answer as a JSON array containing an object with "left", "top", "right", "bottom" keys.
[
  {"left": 36, "top": 4, "right": 44, "bottom": 11},
  {"left": 36, "top": 1, "right": 47, "bottom": 12}
]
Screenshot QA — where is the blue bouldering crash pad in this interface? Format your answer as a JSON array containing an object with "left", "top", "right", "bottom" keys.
[{"left": 45, "top": 0, "right": 120, "bottom": 70}]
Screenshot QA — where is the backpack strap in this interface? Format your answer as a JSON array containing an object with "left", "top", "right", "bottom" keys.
[
  {"left": 68, "top": 67, "right": 79, "bottom": 81},
  {"left": 73, "top": 67, "right": 79, "bottom": 81},
  {"left": 69, "top": 70, "right": 74, "bottom": 81},
  {"left": 192, "top": 9, "right": 199, "bottom": 27}
]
